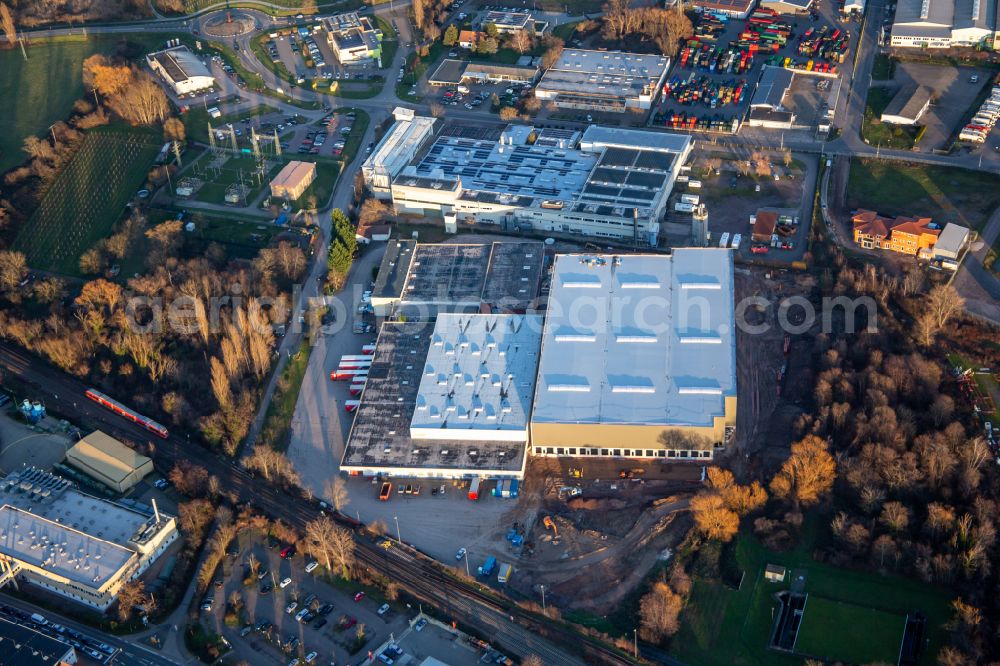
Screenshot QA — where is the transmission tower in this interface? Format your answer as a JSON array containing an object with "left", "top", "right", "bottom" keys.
[
  {"left": 273, "top": 128, "right": 282, "bottom": 157},
  {"left": 208, "top": 122, "right": 218, "bottom": 154},
  {"left": 172, "top": 140, "right": 183, "bottom": 167}
]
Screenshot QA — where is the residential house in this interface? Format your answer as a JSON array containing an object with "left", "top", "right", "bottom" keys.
[
  {"left": 852, "top": 209, "right": 941, "bottom": 256},
  {"left": 458, "top": 30, "right": 482, "bottom": 49}
]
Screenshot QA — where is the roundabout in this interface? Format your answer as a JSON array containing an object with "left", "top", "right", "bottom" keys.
[{"left": 199, "top": 9, "right": 257, "bottom": 38}]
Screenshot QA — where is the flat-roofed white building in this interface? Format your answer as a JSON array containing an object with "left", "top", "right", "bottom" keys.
[
  {"left": 932, "top": 222, "right": 971, "bottom": 260},
  {"left": 146, "top": 46, "right": 215, "bottom": 95},
  {"left": 341, "top": 320, "right": 534, "bottom": 479},
  {"left": 534, "top": 49, "right": 669, "bottom": 112},
  {"left": 482, "top": 10, "right": 545, "bottom": 33},
  {"left": 0, "top": 468, "right": 177, "bottom": 611},
  {"left": 411, "top": 314, "right": 543, "bottom": 442},
  {"left": 383, "top": 120, "right": 692, "bottom": 246},
  {"left": 362, "top": 108, "right": 437, "bottom": 199},
  {"left": 324, "top": 12, "right": 383, "bottom": 63},
  {"left": 530, "top": 249, "right": 736, "bottom": 460}
]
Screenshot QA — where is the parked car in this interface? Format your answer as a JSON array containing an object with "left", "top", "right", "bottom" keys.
[
  {"left": 354, "top": 592, "right": 365, "bottom": 602},
  {"left": 305, "top": 560, "right": 319, "bottom": 573},
  {"left": 415, "top": 618, "right": 427, "bottom": 632},
  {"left": 318, "top": 603, "right": 334, "bottom": 615},
  {"left": 280, "top": 577, "right": 292, "bottom": 589},
  {"left": 378, "top": 603, "right": 390, "bottom": 616},
  {"left": 286, "top": 601, "right": 298, "bottom": 614},
  {"left": 281, "top": 545, "right": 297, "bottom": 559},
  {"left": 456, "top": 547, "right": 467, "bottom": 560}
]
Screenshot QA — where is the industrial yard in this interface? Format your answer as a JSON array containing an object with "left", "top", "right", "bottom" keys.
[{"left": 653, "top": 3, "right": 856, "bottom": 134}]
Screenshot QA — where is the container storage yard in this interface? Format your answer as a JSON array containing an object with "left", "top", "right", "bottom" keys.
[{"left": 653, "top": 3, "right": 855, "bottom": 133}]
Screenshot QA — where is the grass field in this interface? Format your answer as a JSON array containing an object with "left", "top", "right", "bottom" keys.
[
  {"left": 671, "top": 519, "right": 953, "bottom": 666},
  {"left": 13, "top": 126, "right": 161, "bottom": 275},
  {"left": 847, "top": 158, "right": 1000, "bottom": 231},
  {"left": 257, "top": 339, "right": 313, "bottom": 452},
  {"left": 795, "top": 596, "right": 906, "bottom": 664}
]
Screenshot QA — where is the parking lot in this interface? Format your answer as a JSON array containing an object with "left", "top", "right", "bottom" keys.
[
  {"left": 886, "top": 61, "right": 993, "bottom": 150},
  {"left": 203, "top": 531, "right": 412, "bottom": 666},
  {"left": 265, "top": 29, "right": 383, "bottom": 91},
  {"left": 653, "top": 3, "right": 859, "bottom": 132}
]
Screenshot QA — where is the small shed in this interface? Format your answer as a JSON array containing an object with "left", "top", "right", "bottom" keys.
[
  {"left": 65, "top": 430, "right": 154, "bottom": 493},
  {"left": 765, "top": 564, "right": 786, "bottom": 582},
  {"left": 752, "top": 210, "right": 779, "bottom": 243}
]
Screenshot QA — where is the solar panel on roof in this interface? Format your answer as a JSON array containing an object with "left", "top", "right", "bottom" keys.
[
  {"left": 625, "top": 172, "right": 668, "bottom": 188},
  {"left": 634, "top": 151, "right": 676, "bottom": 171}
]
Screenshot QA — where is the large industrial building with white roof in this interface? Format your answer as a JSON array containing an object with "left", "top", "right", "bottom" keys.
[
  {"left": 342, "top": 248, "right": 736, "bottom": 476},
  {"left": 146, "top": 45, "right": 215, "bottom": 95},
  {"left": 364, "top": 111, "right": 692, "bottom": 247},
  {"left": 889, "top": 0, "right": 1000, "bottom": 48},
  {"left": 530, "top": 249, "right": 736, "bottom": 460},
  {"left": 0, "top": 468, "right": 177, "bottom": 610},
  {"left": 534, "top": 49, "right": 669, "bottom": 112}
]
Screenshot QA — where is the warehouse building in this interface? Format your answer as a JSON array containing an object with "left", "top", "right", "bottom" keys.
[
  {"left": 146, "top": 46, "right": 215, "bottom": 95},
  {"left": 0, "top": 617, "right": 77, "bottom": 666},
  {"left": 0, "top": 468, "right": 177, "bottom": 611},
  {"left": 761, "top": 0, "right": 813, "bottom": 12},
  {"left": 529, "top": 249, "right": 736, "bottom": 460},
  {"left": 384, "top": 120, "right": 692, "bottom": 246},
  {"left": 323, "top": 12, "right": 382, "bottom": 63},
  {"left": 931, "top": 222, "right": 971, "bottom": 260},
  {"left": 690, "top": 0, "right": 758, "bottom": 18},
  {"left": 747, "top": 66, "right": 797, "bottom": 128},
  {"left": 269, "top": 161, "right": 316, "bottom": 201},
  {"left": 340, "top": 317, "right": 538, "bottom": 479},
  {"left": 890, "top": 0, "right": 1000, "bottom": 48},
  {"left": 371, "top": 240, "right": 544, "bottom": 318},
  {"left": 65, "top": 430, "right": 154, "bottom": 494},
  {"left": 428, "top": 59, "right": 540, "bottom": 86},
  {"left": 880, "top": 83, "right": 932, "bottom": 124},
  {"left": 534, "top": 49, "right": 669, "bottom": 112},
  {"left": 362, "top": 108, "right": 437, "bottom": 199}
]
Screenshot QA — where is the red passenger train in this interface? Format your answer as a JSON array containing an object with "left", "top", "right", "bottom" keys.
[{"left": 84, "top": 388, "right": 169, "bottom": 438}]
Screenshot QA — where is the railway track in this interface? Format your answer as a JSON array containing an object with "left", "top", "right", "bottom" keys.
[{"left": 0, "top": 342, "right": 642, "bottom": 666}]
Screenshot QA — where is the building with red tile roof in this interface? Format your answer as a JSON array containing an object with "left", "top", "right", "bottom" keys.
[{"left": 851, "top": 209, "right": 940, "bottom": 256}]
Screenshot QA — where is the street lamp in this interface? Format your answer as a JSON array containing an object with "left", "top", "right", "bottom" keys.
[
  {"left": 540, "top": 585, "right": 546, "bottom": 612},
  {"left": 633, "top": 628, "right": 638, "bottom": 659},
  {"left": 464, "top": 549, "right": 471, "bottom": 577},
  {"left": 393, "top": 516, "right": 402, "bottom": 543}
]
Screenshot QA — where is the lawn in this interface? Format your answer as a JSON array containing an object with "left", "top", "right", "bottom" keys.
[
  {"left": 13, "top": 125, "right": 161, "bottom": 275},
  {"left": 847, "top": 158, "right": 1000, "bottom": 231},
  {"left": 552, "top": 20, "right": 584, "bottom": 42},
  {"left": 861, "top": 87, "right": 922, "bottom": 150},
  {"left": 375, "top": 16, "right": 399, "bottom": 70},
  {"left": 795, "top": 596, "right": 906, "bottom": 664},
  {"left": 257, "top": 339, "right": 313, "bottom": 452},
  {"left": 0, "top": 34, "right": 186, "bottom": 175},
  {"left": 871, "top": 53, "right": 896, "bottom": 81},
  {"left": 671, "top": 519, "right": 953, "bottom": 666}
]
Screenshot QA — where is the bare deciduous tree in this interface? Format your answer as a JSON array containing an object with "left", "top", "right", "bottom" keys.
[
  {"left": 638, "top": 582, "right": 683, "bottom": 643},
  {"left": 304, "top": 516, "right": 355, "bottom": 578},
  {"left": 325, "top": 476, "right": 350, "bottom": 512},
  {"left": 0, "top": 2, "right": 17, "bottom": 46}
]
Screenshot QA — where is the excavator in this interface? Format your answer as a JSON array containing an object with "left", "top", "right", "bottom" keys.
[{"left": 543, "top": 515, "right": 558, "bottom": 538}]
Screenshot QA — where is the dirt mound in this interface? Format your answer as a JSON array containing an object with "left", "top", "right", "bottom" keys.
[{"left": 566, "top": 497, "right": 628, "bottom": 511}]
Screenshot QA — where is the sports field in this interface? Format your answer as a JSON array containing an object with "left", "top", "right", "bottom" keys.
[
  {"left": 671, "top": 519, "right": 953, "bottom": 666},
  {"left": 13, "top": 126, "right": 161, "bottom": 275},
  {"left": 795, "top": 596, "right": 906, "bottom": 664}
]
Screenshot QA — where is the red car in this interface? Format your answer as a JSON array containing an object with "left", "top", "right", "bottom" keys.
[
  {"left": 353, "top": 592, "right": 365, "bottom": 602},
  {"left": 751, "top": 245, "right": 769, "bottom": 254},
  {"left": 280, "top": 545, "right": 297, "bottom": 559}
]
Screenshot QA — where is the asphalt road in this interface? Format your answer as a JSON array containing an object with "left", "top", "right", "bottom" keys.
[
  {"left": 0, "top": 594, "right": 179, "bottom": 666},
  {"left": 0, "top": 342, "right": 641, "bottom": 666}
]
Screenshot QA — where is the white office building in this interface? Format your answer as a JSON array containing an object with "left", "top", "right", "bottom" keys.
[
  {"left": 0, "top": 468, "right": 177, "bottom": 611},
  {"left": 384, "top": 120, "right": 692, "bottom": 247}
]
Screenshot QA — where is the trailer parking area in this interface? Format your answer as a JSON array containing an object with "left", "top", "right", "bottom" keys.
[{"left": 652, "top": 4, "right": 858, "bottom": 134}]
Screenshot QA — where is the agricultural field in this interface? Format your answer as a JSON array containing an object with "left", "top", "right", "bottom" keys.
[
  {"left": 13, "top": 126, "right": 161, "bottom": 275},
  {"left": 847, "top": 159, "right": 1000, "bottom": 232},
  {"left": 670, "top": 520, "right": 953, "bottom": 666}
]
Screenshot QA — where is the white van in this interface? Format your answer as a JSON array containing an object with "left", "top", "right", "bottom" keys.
[{"left": 457, "top": 85, "right": 470, "bottom": 94}]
